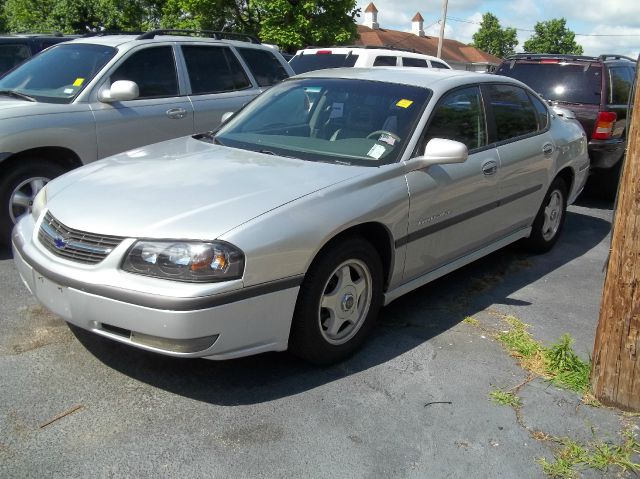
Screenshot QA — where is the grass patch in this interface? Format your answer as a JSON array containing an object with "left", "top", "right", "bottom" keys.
[
  {"left": 462, "top": 316, "right": 479, "bottom": 326},
  {"left": 496, "top": 317, "right": 591, "bottom": 394},
  {"left": 539, "top": 431, "right": 640, "bottom": 478},
  {"left": 490, "top": 389, "right": 521, "bottom": 407}
]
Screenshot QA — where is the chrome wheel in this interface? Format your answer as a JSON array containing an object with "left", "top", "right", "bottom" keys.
[
  {"left": 9, "top": 176, "right": 49, "bottom": 224},
  {"left": 541, "top": 190, "right": 563, "bottom": 241},
  {"left": 318, "top": 259, "right": 373, "bottom": 345}
]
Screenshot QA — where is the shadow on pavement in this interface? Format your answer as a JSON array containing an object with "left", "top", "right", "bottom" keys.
[{"left": 69, "top": 198, "right": 611, "bottom": 406}]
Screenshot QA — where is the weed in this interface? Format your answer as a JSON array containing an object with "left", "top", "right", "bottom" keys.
[
  {"left": 495, "top": 317, "right": 592, "bottom": 394},
  {"left": 539, "top": 431, "right": 640, "bottom": 477},
  {"left": 462, "top": 316, "right": 479, "bottom": 326},
  {"left": 546, "top": 334, "right": 591, "bottom": 393},
  {"left": 490, "top": 389, "right": 521, "bottom": 408}
]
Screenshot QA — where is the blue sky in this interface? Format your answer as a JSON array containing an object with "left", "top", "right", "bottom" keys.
[{"left": 356, "top": 0, "right": 640, "bottom": 58}]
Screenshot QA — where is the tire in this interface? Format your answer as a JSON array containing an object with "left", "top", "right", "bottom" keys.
[
  {"left": 289, "top": 237, "right": 383, "bottom": 365},
  {"left": 0, "top": 159, "right": 67, "bottom": 247},
  {"left": 524, "top": 177, "right": 568, "bottom": 254}
]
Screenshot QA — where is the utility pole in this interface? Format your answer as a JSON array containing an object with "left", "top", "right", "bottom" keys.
[
  {"left": 590, "top": 63, "right": 640, "bottom": 412},
  {"left": 437, "top": 0, "right": 448, "bottom": 59}
]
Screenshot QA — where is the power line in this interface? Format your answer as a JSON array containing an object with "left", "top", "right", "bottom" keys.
[{"left": 445, "top": 16, "right": 640, "bottom": 37}]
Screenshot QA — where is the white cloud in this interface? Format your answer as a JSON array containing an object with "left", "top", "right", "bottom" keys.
[
  {"left": 537, "top": 0, "right": 640, "bottom": 28},
  {"left": 578, "top": 25, "right": 640, "bottom": 58}
]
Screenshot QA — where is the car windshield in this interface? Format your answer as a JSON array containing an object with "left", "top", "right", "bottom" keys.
[
  {"left": 213, "top": 78, "right": 430, "bottom": 166},
  {"left": 495, "top": 61, "right": 603, "bottom": 105},
  {"left": 0, "top": 43, "right": 116, "bottom": 103}
]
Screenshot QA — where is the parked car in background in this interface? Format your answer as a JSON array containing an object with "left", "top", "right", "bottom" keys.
[
  {"left": 13, "top": 68, "right": 588, "bottom": 365},
  {"left": 289, "top": 46, "right": 451, "bottom": 74},
  {"left": 0, "top": 34, "right": 77, "bottom": 76},
  {"left": 0, "top": 29, "right": 294, "bottom": 245},
  {"left": 495, "top": 53, "right": 636, "bottom": 199}
]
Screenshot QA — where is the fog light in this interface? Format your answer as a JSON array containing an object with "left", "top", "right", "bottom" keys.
[{"left": 130, "top": 331, "right": 219, "bottom": 353}]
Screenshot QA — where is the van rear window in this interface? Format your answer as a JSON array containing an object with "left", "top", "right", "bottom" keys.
[
  {"left": 495, "top": 61, "right": 603, "bottom": 105},
  {"left": 289, "top": 53, "right": 359, "bottom": 74}
]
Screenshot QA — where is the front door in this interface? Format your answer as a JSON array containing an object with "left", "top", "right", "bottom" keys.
[
  {"left": 403, "top": 85, "right": 503, "bottom": 281},
  {"left": 92, "top": 45, "right": 194, "bottom": 159}
]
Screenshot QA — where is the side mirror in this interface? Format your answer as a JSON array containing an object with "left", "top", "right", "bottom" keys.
[
  {"left": 221, "top": 111, "right": 234, "bottom": 124},
  {"left": 99, "top": 80, "right": 139, "bottom": 103},
  {"left": 409, "top": 138, "right": 468, "bottom": 171}
]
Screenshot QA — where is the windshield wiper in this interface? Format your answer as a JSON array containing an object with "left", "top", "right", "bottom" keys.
[
  {"left": 258, "top": 149, "right": 299, "bottom": 160},
  {"left": 0, "top": 90, "right": 36, "bottom": 102}
]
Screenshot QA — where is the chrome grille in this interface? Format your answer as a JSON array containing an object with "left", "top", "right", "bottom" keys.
[{"left": 38, "top": 212, "right": 123, "bottom": 264}]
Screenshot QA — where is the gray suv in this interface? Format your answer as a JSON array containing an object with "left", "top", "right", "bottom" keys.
[{"left": 0, "top": 30, "right": 294, "bottom": 245}]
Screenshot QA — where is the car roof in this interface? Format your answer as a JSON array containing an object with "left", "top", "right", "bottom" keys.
[
  {"left": 503, "top": 53, "right": 635, "bottom": 65},
  {"left": 296, "top": 46, "right": 443, "bottom": 61},
  {"left": 295, "top": 67, "right": 512, "bottom": 91}
]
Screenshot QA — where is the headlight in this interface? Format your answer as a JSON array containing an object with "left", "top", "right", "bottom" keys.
[
  {"left": 122, "top": 241, "right": 244, "bottom": 282},
  {"left": 31, "top": 185, "right": 48, "bottom": 221}
]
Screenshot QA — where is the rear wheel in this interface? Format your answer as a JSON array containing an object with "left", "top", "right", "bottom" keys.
[
  {"left": 524, "top": 177, "right": 568, "bottom": 253},
  {"left": 289, "top": 237, "right": 383, "bottom": 365},
  {"left": 0, "top": 159, "right": 67, "bottom": 246}
]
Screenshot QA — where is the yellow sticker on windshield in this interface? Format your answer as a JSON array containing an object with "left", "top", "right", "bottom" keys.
[
  {"left": 396, "top": 99, "right": 413, "bottom": 108},
  {"left": 73, "top": 78, "right": 85, "bottom": 87}
]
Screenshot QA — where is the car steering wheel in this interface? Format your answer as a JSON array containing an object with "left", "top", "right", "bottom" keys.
[{"left": 366, "top": 130, "right": 401, "bottom": 142}]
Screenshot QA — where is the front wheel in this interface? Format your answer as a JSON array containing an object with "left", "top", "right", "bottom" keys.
[
  {"left": 0, "top": 159, "right": 67, "bottom": 247},
  {"left": 524, "top": 177, "right": 568, "bottom": 253},
  {"left": 289, "top": 237, "right": 383, "bottom": 365}
]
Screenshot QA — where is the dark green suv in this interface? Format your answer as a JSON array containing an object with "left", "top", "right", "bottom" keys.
[
  {"left": 496, "top": 54, "right": 636, "bottom": 199},
  {"left": 0, "top": 34, "right": 76, "bottom": 76}
]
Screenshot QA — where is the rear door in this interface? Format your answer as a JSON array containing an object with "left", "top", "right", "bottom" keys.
[
  {"left": 92, "top": 44, "right": 194, "bottom": 158},
  {"left": 178, "top": 44, "right": 261, "bottom": 133},
  {"left": 483, "top": 83, "right": 553, "bottom": 231}
]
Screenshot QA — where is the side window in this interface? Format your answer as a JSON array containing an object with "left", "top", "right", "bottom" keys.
[
  {"left": 423, "top": 86, "right": 486, "bottom": 151},
  {"left": 609, "top": 67, "right": 632, "bottom": 105},
  {"left": 430, "top": 61, "right": 449, "bottom": 69},
  {"left": 373, "top": 56, "right": 397, "bottom": 66},
  {"left": 403, "top": 57, "right": 428, "bottom": 68},
  {"left": 486, "top": 84, "right": 538, "bottom": 141},
  {"left": 236, "top": 47, "right": 288, "bottom": 87},
  {"left": 182, "top": 45, "right": 251, "bottom": 94},
  {"left": 110, "top": 46, "right": 178, "bottom": 99},
  {"left": 528, "top": 92, "right": 549, "bottom": 130}
]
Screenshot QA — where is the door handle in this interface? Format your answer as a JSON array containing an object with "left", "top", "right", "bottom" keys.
[
  {"left": 166, "top": 108, "right": 187, "bottom": 119},
  {"left": 481, "top": 159, "right": 498, "bottom": 176},
  {"left": 542, "top": 143, "right": 555, "bottom": 157}
]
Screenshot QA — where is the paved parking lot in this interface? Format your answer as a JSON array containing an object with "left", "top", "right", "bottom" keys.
[{"left": 1, "top": 196, "right": 638, "bottom": 478}]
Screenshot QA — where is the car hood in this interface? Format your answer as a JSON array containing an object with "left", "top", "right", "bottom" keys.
[
  {"left": 0, "top": 96, "right": 88, "bottom": 119},
  {"left": 45, "top": 136, "right": 365, "bottom": 239}
]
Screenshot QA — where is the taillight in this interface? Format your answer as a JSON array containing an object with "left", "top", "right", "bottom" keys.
[
  {"left": 593, "top": 111, "right": 617, "bottom": 140},
  {"left": 316, "top": 50, "right": 332, "bottom": 55}
]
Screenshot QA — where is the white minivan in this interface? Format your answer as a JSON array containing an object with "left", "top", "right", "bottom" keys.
[{"left": 289, "top": 46, "right": 451, "bottom": 74}]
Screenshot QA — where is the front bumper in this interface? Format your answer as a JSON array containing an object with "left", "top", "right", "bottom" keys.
[{"left": 12, "top": 216, "right": 301, "bottom": 359}]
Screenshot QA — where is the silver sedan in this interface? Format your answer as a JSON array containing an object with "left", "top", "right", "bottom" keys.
[{"left": 12, "top": 68, "right": 589, "bottom": 364}]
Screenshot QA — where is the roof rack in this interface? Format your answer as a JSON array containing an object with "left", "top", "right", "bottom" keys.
[
  {"left": 504, "top": 53, "right": 596, "bottom": 62},
  {"left": 136, "top": 29, "right": 260, "bottom": 44},
  {"left": 598, "top": 54, "right": 636, "bottom": 62},
  {"left": 82, "top": 31, "right": 144, "bottom": 37}
]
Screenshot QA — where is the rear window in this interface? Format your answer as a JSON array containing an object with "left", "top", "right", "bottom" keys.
[
  {"left": 495, "top": 61, "right": 603, "bottom": 105},
  {"left": 403, "top": 57, "right": 428, "bottom": 68},
  {"left": 236, "top": 47, "right": 288, "bottom": 87},
  {"left": 373, "top": 56, "right": 397, "bottom": 66},
  {"left": 431, "top": 61, "right": 450, "bottom": 69},
  {"left": 289, "top": 53, "right": 358, "bottom": 74}
]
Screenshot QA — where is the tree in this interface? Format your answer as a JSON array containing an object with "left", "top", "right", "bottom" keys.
[
  {"left": 257, "top": 0, "right": 359, "bottom": 52},
  {"left": 523, "top": 18, "right": 583, "bottom": 55},
  {"left": 471, "top": 12, "right": 518, "bottom": 59},
  {"left": 0, "top": 0, "right": 7, "bottom": 32}
]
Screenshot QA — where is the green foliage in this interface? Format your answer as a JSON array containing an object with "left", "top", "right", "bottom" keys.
[
  {"left": 539, "top": 432, "right": 639, "bottom": 477},
  {"left": 523, "top": 18, "right": 583, "bottom": 55},
  {"left": 4, "top": 0, "right": 164, "bottom": 33},
  {"left": 489, "top": 389, "right": 521, "bottom": 407},
  {"left": 257, "top": 0, "right": 359, "bottom": 52},
  {"left": 462, "top": 316, "right": 479, "bottom": 326},
  {"left": 161, "top": 0, "right": 259, "bottom": 32},
  {"left": 546, "top": 334, "right": 591, "bottom": 393},
  {"left": 496, "top": 317, "right": 592, "bottom": 394},
  {"left": 0, "top": 0, "right": 6, "bottom": 32},
  {"left": 471, "top": 12, "right": 518, "bottom": 59}
]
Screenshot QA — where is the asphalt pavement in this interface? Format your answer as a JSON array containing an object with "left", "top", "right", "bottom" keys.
[{"left": 1, "top": 195, "right": 638, "bottom": 478}]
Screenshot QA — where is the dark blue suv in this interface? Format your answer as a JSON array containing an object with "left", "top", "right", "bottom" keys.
[{"left": 0, "top": 34, "right": 76, "bottom": 76}]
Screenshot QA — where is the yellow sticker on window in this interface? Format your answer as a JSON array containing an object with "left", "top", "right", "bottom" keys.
[
  {"left": 396, "top": 99, "right": 413, "bottom": 108},
  {"left": 73, "top": 78, "right": 85, "bottom": 87}
]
